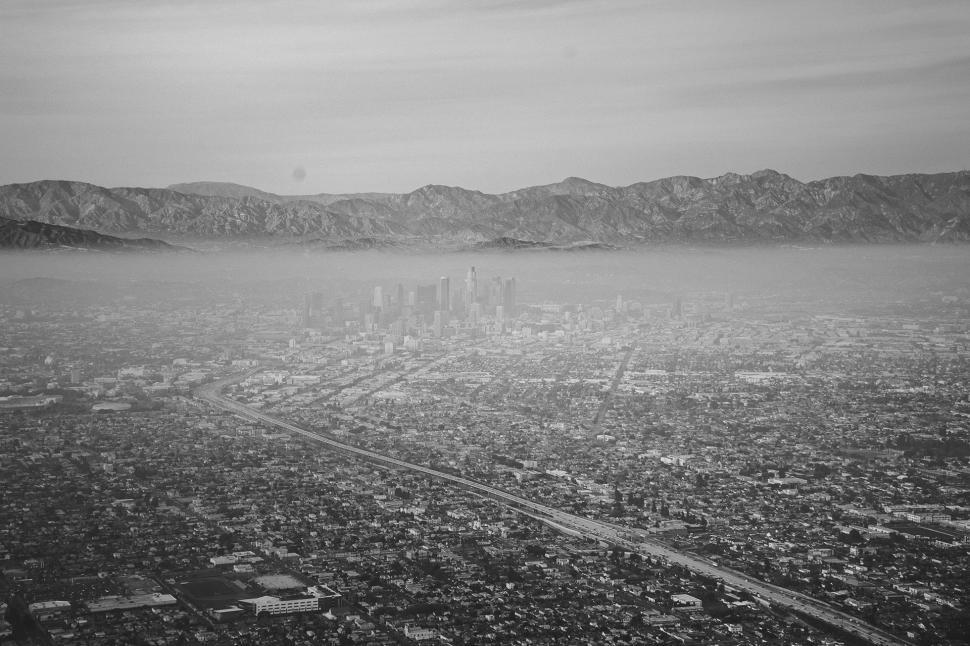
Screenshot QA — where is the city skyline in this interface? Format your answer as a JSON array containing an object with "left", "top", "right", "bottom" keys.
[{"left": 302, "top": 266, "right": 518, "bottom": 336}]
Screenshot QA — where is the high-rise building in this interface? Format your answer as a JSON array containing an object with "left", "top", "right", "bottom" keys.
[
  {"left": 432, "top": 310, "right": 444, "bottom": 337},
  {"left": 416, "top": 284, "right": 437, "bottom": 317},
  {"left": 302, "top": 294, "right": 313, "bottom": 327},
  {"left": 372, "top": 286, "right": 384, "bottom": 309},
  {"left": 502, "top": 277, "right": 516, "bottom": 316},
  {"left": 300, "top": 292, "right": 324, "bottom": 327},
  {"left": 489, "top": 276, "right": 502, "bottom": 309},
  {"left": 438, "top": 276, "right": 450, "bottom": 312},
  {"left": 468, "top": 301, "right": 481, "bottom": 326},
  {"left": 465, "top": 266, "right": 478, "bottom": 305}
]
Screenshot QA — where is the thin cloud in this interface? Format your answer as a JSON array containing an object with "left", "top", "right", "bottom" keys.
[
  {"left": 2, "top": 0, "right": 970, "bottom": 192},
  {"left": 675, "top": 55, "right": 970, "bottom": 109}
]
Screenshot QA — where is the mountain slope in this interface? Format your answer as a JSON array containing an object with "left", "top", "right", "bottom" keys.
[
  {"left": 168, "top": 181, "right": 395, "bottom": 207},
  {"left": 2, "top": 170, "right": 969, "bottom": 244},
  {"left": 167, "top": 181, "right": 284, "bottom": 203},
  {"left": 0, "top": 216, "right": 181, "bottom": 251}
]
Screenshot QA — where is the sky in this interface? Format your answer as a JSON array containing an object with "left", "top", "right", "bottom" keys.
[{"left": 2, "top": 0, "right": 969, "bottom": 194}]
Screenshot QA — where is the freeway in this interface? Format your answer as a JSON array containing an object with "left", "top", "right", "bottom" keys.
[
  {"left": 195, "top": 374, "right": 910, "bottom": 646},
  {"left": 590, "top": 344, "right": 636, "bottom": 433}
]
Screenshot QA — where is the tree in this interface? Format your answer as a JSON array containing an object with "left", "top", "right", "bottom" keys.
[
  {"left": 218, "top": 532, "right": 235, "bottom": 552},
  {"left": 813, "top": 463, "right": 832, "bottom": 480}
]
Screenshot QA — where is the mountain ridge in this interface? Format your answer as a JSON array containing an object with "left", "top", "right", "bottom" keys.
[
  {"left": 1, "top": 170, "right": 969, "bottom": 245},
  {"left": 0, "top": 216, "right": 183, "bottom": 252}
]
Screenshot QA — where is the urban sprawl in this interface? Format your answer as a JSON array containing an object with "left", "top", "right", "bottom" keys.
[{"left": 2, "top": 265, "right": 969, "bottom": 646}]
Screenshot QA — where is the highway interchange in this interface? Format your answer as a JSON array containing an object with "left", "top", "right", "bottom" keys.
[{"left": 196, "top": 374, "right": 911, "bottom": 646}]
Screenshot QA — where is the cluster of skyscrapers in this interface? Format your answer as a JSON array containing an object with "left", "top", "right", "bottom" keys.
[{"left": 302, "top": 267, "right": 516, "bottom": 337}]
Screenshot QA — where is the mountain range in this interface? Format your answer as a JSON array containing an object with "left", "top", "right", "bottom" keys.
[{"left": 1, "top": 169, "right": 969, "bottom": 248}]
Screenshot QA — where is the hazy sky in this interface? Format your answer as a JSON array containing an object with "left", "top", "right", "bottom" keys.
[{"left": 2, "top": 0, "right": 969, "bottom": 194}]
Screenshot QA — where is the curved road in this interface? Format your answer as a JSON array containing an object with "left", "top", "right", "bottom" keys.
[{"left": 196, "top": 374, "right": 909, "bottom": 646}]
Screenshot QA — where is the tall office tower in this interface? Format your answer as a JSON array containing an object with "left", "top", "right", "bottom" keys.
[
  {"left": 372, "top": 285, "right": 384, "bottom": 309},
  {"left": 465, "top": 266, "right": 478, "bottom": 305},
  {"left": 489, "top": 276, "right": 503, "bottom": 309},
  {"left": 416, "top": 284, "right": 437, "bottom": 317},
  {"left": 395, "top": 283, "right": 405, "bottom": 309},
  {"left": 329, "top": 297, "right": 344, "bottom": 324},
  {"left": 432, "top": 310, "right": 444, "bottom": 338},
  {"left": 302, "top": 294, "right": 313, "bottom": 327},
  {"left": 495, "top": 305, "right": 505, "bottom": 327},
  {"left": 305, "top": 292, "right": 324, "bottom": 327},
  {"left": 438, "top": 276, "right": 451, "bottom": 312},
  {"left": 616, "top": 294, "right": 623, "bottom": 312},
  {"left": 468, "top": 301, "right": 481, "bottom": 326},
  {"left": 407, "top": 289, "right": 416, "bottom": 307},
  {"left": 502, "top": 277, "right": 516, "bottom": 316}
]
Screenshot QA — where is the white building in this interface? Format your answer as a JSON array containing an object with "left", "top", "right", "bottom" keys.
[
  {"left": 239, "top": 595, "right": 319, "bottom": 616},
  {"left": 671, "top": 593, "right": 703, "bottom": 610},
  {"left": 404, "top": 625, "right": 437, "bottom": 641},
  {"left": 86, "top": 594, "right": 176, "bottom": 613},
  {"left": 28, "top": 600, "right": 71, "bottom": 619}
]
